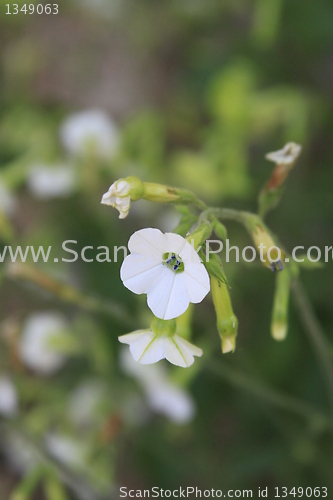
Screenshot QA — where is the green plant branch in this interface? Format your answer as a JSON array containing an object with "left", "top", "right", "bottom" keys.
[
  {"left": 198, "top": 207, "right": 248, "bottom": 225},
  {"left": 292, "top": 279, "right": 333, "bottom": 413}
]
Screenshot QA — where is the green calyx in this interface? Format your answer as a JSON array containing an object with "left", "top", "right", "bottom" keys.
[
  {"left": 124, "top": 176, "right": 145, "bottom": 201},
  {"left": 151, "top": 317, "right": 176, "bottom": 337}
]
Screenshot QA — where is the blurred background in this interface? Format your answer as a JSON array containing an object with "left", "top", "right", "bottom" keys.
[{"left": 0, "top": 0, "right": 333, "bottom": 498}]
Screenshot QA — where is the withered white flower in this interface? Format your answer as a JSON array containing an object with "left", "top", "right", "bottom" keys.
[
  {"left": 118, "top": 329, "right": 202, "bottom": 368},
  {"left": 101, "top": 176, "right": 144, "bottom": 219},
  {"left": 120, "top": 228, "right": 210, "bottom": 319},
  {"left": 101, "top": 179, "right": 132, "bottom": 219},
  {"left": 265, "top": 142, "right": 302, "bottom": 166}
]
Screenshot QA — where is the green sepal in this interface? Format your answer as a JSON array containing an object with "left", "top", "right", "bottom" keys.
[
  {"left": 173, "top": 214, "right": 197, "bottom": 237},
  {"left": 199, "top": 249, "right": 228, "bottom": 285},
  {"left": 212, "top": 217, "right": 228, "bottom": 241}
]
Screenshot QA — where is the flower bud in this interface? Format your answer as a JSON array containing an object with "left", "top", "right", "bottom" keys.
[
  {"left": 271, "top": 267, "right": 291, "bottom": 341},
  {"left": 101, "top": 176, "right": 144, "bottom": 219},
  {"left": 245, "top": 214, "right": 284, "bottom": 271},
  {"left": 142, "top": 183, "right": 181, "bottom": 203},
  {"left": 210, "top": 276, "right": 238, "bottom": 353}
]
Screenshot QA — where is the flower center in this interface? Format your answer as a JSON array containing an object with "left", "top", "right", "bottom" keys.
[{"left": 163, "top": 252, "right": 184, "bottom": 272}]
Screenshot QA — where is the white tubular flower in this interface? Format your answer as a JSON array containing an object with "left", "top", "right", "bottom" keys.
[
  {"left": 120, "top": 228, "right": 210, "bottom": 319},
  {"left": 265, "top": 142, "right": 302, "bottom": 166},
  {"left": 60, "top": 109, "right": 119, "bottom": 159},
  {"left": 101, "top": 176, "right": 144, "bottom": 219},
  {"left": 119, "top": 318, "right": 203, "bottom": 368}
]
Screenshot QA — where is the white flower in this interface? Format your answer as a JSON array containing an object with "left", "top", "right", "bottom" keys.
[
  {"left": 19, "top": 312, "right": 69, "bottom": 375},
  {"left": 101, "top": 179, "right": 131, "bottom": 219},
  {"left": 265, "top": 142, "right": 302, "bottom": 166},
  {"left": 27, "top": 164, "right": 76, "bottom": 199},
  {"left": 60, "top": 109, "right": 119, "bottom": 159},
  {"left": 118, "top": 329, "right": 202, "bottom": 368},
  {"left": 0, "top": 376, "right": 18, "bottom": 417},
  {"left": 120, "top": 348, "right": 195, "bottom": 423},
  {"left": 120, "top": 228, "right": 210, "bottom": 319}
]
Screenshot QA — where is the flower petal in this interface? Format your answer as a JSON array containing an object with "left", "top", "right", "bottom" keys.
[
  {"left": 164, "top": 232, "right": 188, "bottom": 255},
  {"left": 147, "top": 268, "right": 190, "bottom": 320},
  {"left": 183, "top": 262, "right": 210, "bottom": 303},
  {"left": 163, "top": 336, "right": 189, "bottom": 367},
  {"left": 128, "top": 228, "right": 166, "bottom": 259},
  {"left": 173, "top": 334, "right": 203, "bottom": 358},
  {"left": 118, "top": 330, "right": 151, "bottom": 345},
  {"left": 121, "top": 258, "right": 165, "bottom": 295},
  {"left": 118, "top": 330, "right": 169, "bottom": 364},
  {"left": 179, "top": 240, "right": 202, "bottom": 265}
]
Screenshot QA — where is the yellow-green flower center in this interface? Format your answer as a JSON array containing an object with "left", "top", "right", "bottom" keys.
[{"left": 163, "top": 252, "right": 184, "bottom": 272}]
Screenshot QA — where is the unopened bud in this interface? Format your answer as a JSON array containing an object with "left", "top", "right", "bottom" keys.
[
  {"left": 245, "top": 214, "right": 284, "bottom": 271},
  {"left": 210, "top": 276, "right": 238, "bottom": 354},
  {"left": 271, "top": 267, "right": 291, "bottom": 341}
]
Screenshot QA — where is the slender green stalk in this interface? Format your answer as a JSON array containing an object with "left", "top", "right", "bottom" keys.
[
  {"left": 292, "top": 279, "right": 333, "bottom": 413},
  {"left": 206, "top": 360, "right": 332, "bottom": 431},
  {"left": 199, "top": 207, "right": 248, "bottom": 225},
  {"left": 6, "top": 262, "right": 135, "bottom": 329}
]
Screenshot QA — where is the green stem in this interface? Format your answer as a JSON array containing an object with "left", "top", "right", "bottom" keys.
[
  {"left": 6, "top": 262, "right": 135, "bottom": 329},
  {"left": 199, "top": 207, "right": 248, "bottom": 225},
  {"left": 206, "top": 360, "right": 332, "bottom": 431},
  {"left": 292, "top": 279, "right": 333, "bottom": 413}
]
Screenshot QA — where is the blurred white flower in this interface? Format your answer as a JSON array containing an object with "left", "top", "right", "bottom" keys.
[
  {"left": 0, "top": 376, "right": 18, "bottom": 417},
  {"left": 119, "top": 329, "right": 202, "bottom": 368},
  {"left": 120, "top": 348, "right": 195, "bottom": 423},
  {"left": 120, "top": 228, "right": 210, "bottom": 320},
  {"left": 19, "top": 312, "right": 69, "bottom": 375},
  {"left": 27, "top": 164, "right": 76, "bottom": 199},
  {"left": 0, "top": 181, "right": 17, "bottom": 215},
  {"left": 68, "top": 380, "right": 107, "bottom": 427},
  {"left": 60, "top": 109, "right": 119, "bottom": 159},
  {"left": 265, "top": 142, "right": 302, "bottom": 166},
  {"left": 45, "top": 433, "right": 86, "bottom": 469}
]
